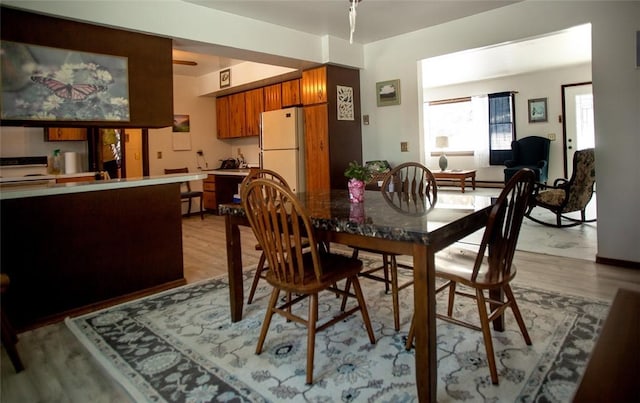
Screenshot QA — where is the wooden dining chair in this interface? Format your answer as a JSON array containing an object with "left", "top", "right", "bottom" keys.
[
  {"left": 1, "top": 274, "right": 24, "bottom": 373},
  {"left": 405, "top": 168, "right": 536, "bottom": 385},
  {"left": 242, "top": 169, "right": 309, "bottom": 304},
  {"left": 164, "top": 167, "right": 204, "bottom": 219},
  {"left": 347, "top": 162, "right": 437, "bottom": 331},
  {"left": 242, "top": 178, "right": 376, "bottom": 384}
]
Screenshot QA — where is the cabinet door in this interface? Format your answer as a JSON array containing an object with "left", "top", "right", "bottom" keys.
[
  {"left": 304, "top": 104, "right": 330, "bottom": 191},
  {"left": 282, "top": 79, "right": 301, "bottom": 107},
  {"left": 228, "top": 92, "right": 246, "bottom": 137},
  {"left": 215, "top": 96, "right": 231, "bottom": 138},
  {"left": 45, "top": 128, "right": 87, "bottom": 141},
  {"left": 301, "top": 67, "right": 327, "bottom": 105},
  {"left": 244, "top": 88, "right": 264, "bottom": 136},
  {"left": 203, "top": 175, "right": 217, "bottom": 211},
  {"left": 263, "top": 83, "right": 282, "bottom": 111}
]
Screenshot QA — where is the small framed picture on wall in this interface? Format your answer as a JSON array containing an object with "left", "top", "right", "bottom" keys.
[
  {"left": 528, "top": 98, "right": 548, "bottom": 123},
  {"left": 220, "top": 69, "right": 231, "bottom": 88}
]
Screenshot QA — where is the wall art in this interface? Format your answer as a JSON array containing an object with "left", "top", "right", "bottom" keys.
[
  {"left": 0, "top": 41, "right": 130, "bottom": 122},
  {"left": 336, "top": 85, "right": 354, "bottom": 120},
  {"left": 376, "top": 79, "right": 401, "bottom": 107}
]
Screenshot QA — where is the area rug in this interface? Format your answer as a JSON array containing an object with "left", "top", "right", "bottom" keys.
[{"left": 66, "top": 262, "right": 609, "bottom": 403}]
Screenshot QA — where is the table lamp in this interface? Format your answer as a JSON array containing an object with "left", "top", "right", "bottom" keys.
[{"left": 435, "top": 136, "right": 449, "bottom": 171}]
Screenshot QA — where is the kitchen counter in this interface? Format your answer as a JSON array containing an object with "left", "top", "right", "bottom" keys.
[
  {"left": 0, "top": 173, "right": 206, "bottom": 200},
  {"left": 1, "top": 173, "right": 200, "bottom": 329},
  {"left": 0, "top": 172, "right": 96, "bottom": 184},
  {"left": 202, "top": 168, "right": 253, "bottom": 177}
]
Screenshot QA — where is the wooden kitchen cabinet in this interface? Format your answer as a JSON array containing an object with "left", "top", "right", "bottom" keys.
[
  {"left": 203, "top": 175, "right": 217, "bottom": 211},
  {"left": 215, "top": 96, "right": 231, "bottom": 138},
  {"left": 302, "top": 65, "right": 362, "bottom": 191},
  {"left": 56, "top": 175, "right": 95, "bottom": 184},
  {"left": 45, "top": 127, "right": 87, "bottom": 141},
  {"left": 228, "top": 92, "right": 246, "bottom": 137},
  {"left": 263, "top": 83, "right": 282, "bottom": 111},
  {"left": 244, "top": 87, "right": 264, "bottom": 136},
  {"left": 282, "top": 79, "right": 301, "bottom": 107},
  {"left": 301, "top": 67, "right": 327, "bottom": 105}
]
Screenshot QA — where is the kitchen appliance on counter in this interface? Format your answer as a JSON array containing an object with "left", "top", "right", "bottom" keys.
[
  {"left": 0, "top": 156, "right": 56, "bottom": 186},
  {"left": 260, "top": 108, "right": 305, "bottom": 192}
]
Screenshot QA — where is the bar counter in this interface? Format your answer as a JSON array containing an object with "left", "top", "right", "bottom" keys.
[{"left": 1, "top": 173, "right": 205, "bottom": 330}]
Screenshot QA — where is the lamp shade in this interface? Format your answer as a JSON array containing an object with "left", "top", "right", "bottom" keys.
[{"left": 435, "top": 136, "right": 449, "bottom": 148}]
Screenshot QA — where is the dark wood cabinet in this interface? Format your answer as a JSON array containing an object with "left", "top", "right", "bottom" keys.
[
  {"left": 302, "top": 65, "right": 362, "bottom": 191},
  {"left": 203, "top": 175, "right": 217, "bottom": 211}
]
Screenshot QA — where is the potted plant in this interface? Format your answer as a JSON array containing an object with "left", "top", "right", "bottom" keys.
[{"left": 344, "top": 161, "right": 372, "bottom": 203}]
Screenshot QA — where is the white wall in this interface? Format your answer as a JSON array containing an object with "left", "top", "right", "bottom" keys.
[
  {"left": 361, "top": 1, "right": 640, "bottom": 263},
  {"left": 423, "top": 63, "right": 592, "bottom": 182}
]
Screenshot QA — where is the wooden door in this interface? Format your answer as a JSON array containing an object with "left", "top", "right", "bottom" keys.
[
  {"left": 282, "top": 79, "right": 301, "bottom": 107},
  {"left": 215, "top": 96, "right": 231, "bottom": 138},
  {"left": 228, "top": 92, "right": 246, "bottom": 137},
  {"left": 263, "top": 83, "right": 282, "bottom": 111},
  {"left": 304, "top": 104, "right": 330, "bottom": 191},
  {"left": 244, "top": 88, "right": 264, "bottom": 136},
  {"left": 301, "top": 67, "right": 327, "bottom": 105}
]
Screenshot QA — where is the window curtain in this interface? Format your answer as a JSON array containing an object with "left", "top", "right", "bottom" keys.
[{"left": 472, "top": 95, "right": 489, "bottom": 167}]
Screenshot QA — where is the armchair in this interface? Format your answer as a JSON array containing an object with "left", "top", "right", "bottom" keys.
[
  {"left": 504, "top": 136, "right": 550, "bottom": 184},
  {"left": 525, "top": 148, "right": 596, "bottom": 227}
]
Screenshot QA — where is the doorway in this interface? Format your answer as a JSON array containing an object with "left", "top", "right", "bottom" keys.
[{"left": 562, "top": 82, "right": 594, "bottom": 178}]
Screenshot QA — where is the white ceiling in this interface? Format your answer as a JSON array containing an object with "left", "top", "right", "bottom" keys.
[{"left": 171, "top": 1, "right": 592, "bottom": 86}]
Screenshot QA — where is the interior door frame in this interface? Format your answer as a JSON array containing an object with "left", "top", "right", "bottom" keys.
[{"left": 561, "top": 81, "right": 592, "bottom": 178}]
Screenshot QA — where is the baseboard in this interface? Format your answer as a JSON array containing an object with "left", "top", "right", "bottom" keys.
[{"left": 596, "top": 255, "right": 640, "bottom": 269}]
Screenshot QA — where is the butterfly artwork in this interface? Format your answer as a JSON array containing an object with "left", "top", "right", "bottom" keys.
[{"left": 30, "top": 76, "right": 107, "bottom": 101}]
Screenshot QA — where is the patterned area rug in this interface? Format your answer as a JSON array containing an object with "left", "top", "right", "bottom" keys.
[{"left": 66, "top": 262, "right": 609, "bottom": 402}]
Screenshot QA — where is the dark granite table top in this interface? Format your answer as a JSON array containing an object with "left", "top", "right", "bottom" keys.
[{"left": 219, "top": 189, "right": 494, "bottom": 245}]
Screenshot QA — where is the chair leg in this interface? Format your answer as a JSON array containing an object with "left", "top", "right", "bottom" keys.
[
  {"left": 199, "top": 195, "right": 204, "bottom": 220},
  {"left": 405, "top": 315, "right": 415, "bottom": 350},
  {"left": 187, "top": 197, "right": 193, "bottom": 217},
  {"left": 306, "top": 293, "right": 318, "bottom": 384},
  {"left": 390, "top": 256, "right": 400, "bottom": 331},
  {"left": 256, "top": 288, "right": 280, "bottom": 355},
  {"left": 350, "top": 276, "right": 376, "bottom": 344},
  {"left": 504, "top": 285, "right": 532, "bottom": 345},
  {"left": 339, "top": 278, "right": 351, "bottom": 312},
  {"left": 447, "top": 281, "right": 457, "bottom": 317},
  {"left": 247, "top": 252, "right": 267, "bottom": 304},
  {"left": 476, "top": 289, "right": 499, "bottom": 384},
  {"left": 382, "top": 254, "right": 391, "bottom": 293}
]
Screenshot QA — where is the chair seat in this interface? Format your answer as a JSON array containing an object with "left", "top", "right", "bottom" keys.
[
  {"left": 534, "top": 189, "right": 565, "bottom": 207},
  {"left": 181, "top": 190, "right": 203, "bottom": 198},
  {"left": 435, "top": 248, "right": 517, "bottom": 289},
  {"left": 266, "top": 252, "right": 362, "bottom": 294}
]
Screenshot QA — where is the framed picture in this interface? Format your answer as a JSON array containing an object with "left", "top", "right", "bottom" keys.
[
  {"left": 528, "top": 98, "right": 548, "bottom": 123},
  {"left": 172, "top": 114, "right": 190, "bottom": 132},
  {"left": 336, "top": 85, "right": 354, "bottom": 120},
  {"left": 376, "top": 79, "right": 401, "bottom": 107},
  {"left": 220, "top": 69, "right": 231, "bottom": 88}
]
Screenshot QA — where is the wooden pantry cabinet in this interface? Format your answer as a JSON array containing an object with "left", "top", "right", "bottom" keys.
[
  {"left": 302, "top": 65, "right": 362, "bottom": 191},
  {"left": 45, "top": 127, "right": 87, "bottom": 141}
]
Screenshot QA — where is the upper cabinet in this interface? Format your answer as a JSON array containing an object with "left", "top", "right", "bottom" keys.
[
  {"left": 263, "top": 84, "right": 282, "bottom": 112},
  {"left": 282, "top": 79, "right": 301, "bottom": 107},
  {"left": 301, "top": 67, "right": 327, "bottom": 105},
  {"left": 44, "top": 128, "right": 87, "bottom": 141},
  {"left": 244, "top": 88, "right": 264, "bottom": 136},
  {"left": 228, "top": 92, "right": 246, "bottom": 137},
  {"left": 216, "top": 96, "right": 231, "bottom": 138}
]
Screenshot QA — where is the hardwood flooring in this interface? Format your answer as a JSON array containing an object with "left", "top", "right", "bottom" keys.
[{"left": 2, "top": 214, "right": 639, "bottom": 402}]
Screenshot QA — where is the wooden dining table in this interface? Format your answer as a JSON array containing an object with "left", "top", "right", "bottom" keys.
[{"left": 220, "top": 189, "right": 494, "bottom": 402}]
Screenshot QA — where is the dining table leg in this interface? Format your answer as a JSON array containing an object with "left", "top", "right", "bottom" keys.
[
  {"left": 225, "top": 214, "right": 245, "bottom": 322},
  {"left": 412, "top": 243, "right": 437, "bottom": 402}
]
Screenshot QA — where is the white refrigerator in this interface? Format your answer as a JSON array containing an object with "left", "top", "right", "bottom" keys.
[{"left": 260, "top": 108, "right": 305, "bottom": 192}]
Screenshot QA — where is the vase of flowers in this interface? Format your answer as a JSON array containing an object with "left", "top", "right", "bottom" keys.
[{"left": 344, "top": 161, "right": 372, "bottom": 203}]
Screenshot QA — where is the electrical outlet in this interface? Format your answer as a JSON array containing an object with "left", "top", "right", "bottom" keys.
[
  {"left": 400, "top": 142, "right": 408, "bottom": 152},
  {"left": 197, "top": 150, "right": 203, "bottom": 156},
  {"left": 548, "top": 133, "right": 556, "bottom": 141},
  {"left": 157, "top": 151, "right": 162, "bottom": 159}
]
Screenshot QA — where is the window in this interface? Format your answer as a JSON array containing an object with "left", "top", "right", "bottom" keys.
[
  {"left": 488, "top": 92, "right": 516, "bottom": 165},
  {"left": 423, "top": 95, "right": 489, "bottom": 164}
]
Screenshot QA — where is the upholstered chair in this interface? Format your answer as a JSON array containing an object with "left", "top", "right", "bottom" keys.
[{"left": 504, "top": 136, "right": 550, "bottom": 183}]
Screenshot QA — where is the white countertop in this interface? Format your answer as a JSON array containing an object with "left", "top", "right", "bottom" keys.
[
  {"left": 202, "top": 168, "right": 253, "bottom": 177},
  {"left": 0, "top": 173, "right": 207, "bottom": 200},
  {"left": 0, "top": 171, "right": 95, "bottom": 184}
]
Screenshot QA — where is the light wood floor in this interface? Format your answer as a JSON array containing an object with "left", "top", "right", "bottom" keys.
[{"left": 2, "top": 214, "right": 639, "bottom": 402}]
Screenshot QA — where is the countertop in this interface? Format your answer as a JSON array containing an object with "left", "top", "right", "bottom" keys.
[
  {"left": 201, "top": 168, "right": 253, "bottom": 177},
  {"left": 0, "top": 173, "right": 207, "bottom": 200},
  {"left": 0, "top": 171, "right": 96, "bottom": 184}
]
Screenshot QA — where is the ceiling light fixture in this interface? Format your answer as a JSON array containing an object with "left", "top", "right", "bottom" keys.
[{"left": 349, "top": 0, "right": 362, "bottom": 44}]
